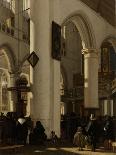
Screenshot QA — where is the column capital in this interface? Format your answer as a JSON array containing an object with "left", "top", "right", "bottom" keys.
[{"left": 82, "top": 48, "right": 98, "bottom": 55}]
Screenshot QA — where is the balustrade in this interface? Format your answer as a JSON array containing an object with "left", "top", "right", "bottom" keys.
[
  {"left": 61, "top": 87, "right": 84, "bottom": 102},
  {"left": 0, "top": 21, "right": 29, "bottom": 43},
  {"left": 0, "top": 0, "right": 15, "bottom": 12}
]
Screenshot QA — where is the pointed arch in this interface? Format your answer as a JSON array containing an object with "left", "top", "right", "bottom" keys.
[
  {"left": 0, "top": 44, "right": 16, "bottom": 73},
  {"left": 100, "top": 36, "right": 116, "bottom": 52},
  {"left": 61, "top": 10, "right": 96, "bottom": 49}
]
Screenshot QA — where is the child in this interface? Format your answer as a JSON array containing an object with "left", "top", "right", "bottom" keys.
[
  {"left": 73, "top": 127, "right": 85, "bottom": 151},
  {"left": 50, "top": 131, "right": 58, "bottom": 144}
]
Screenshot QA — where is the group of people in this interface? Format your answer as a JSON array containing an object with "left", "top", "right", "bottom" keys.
[
  {"left": 73, "top": 114, "right": 115, "bottom": 152},
  {"left": 0, "top": 112, "right": 115, "bottom": 151},
  {"left": 16, "top": 119, "right": 47, "bottom": 145},
  {"left": 0, "top": 112, "right": 59, "bottom": 146},
  {"left": 0, "top": 113, "right": 47, "bottom": 145}
]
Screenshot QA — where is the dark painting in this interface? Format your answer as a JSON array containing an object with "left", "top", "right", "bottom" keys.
[{"left": 52, "top": 21, "right": 61, "bottom": 61}]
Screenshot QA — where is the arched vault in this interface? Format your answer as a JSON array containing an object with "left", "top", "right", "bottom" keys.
[{"left": 61, "top": 11, "right": 96, "bottom": 49}]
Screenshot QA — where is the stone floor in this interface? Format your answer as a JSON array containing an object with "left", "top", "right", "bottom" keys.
[{"left": 0, "top": 142, "right": 115, "bottom": 155}]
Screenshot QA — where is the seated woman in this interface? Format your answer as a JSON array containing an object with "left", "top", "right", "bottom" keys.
[{"left": 29, "top": 121, "right": 47, "bottom": 145}]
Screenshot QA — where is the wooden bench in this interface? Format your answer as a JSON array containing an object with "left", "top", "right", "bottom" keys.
[{"left": 0, "top": 144, "right": 24, "bottom": 153}]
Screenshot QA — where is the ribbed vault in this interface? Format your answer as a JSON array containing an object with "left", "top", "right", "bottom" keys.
[{"left": 81, "top": 0, "right": 115, "bottom": 26}]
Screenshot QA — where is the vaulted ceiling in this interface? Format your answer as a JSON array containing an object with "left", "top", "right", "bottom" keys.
[{"left": 81, "top": 0, "right": 116, "bottom": 27}]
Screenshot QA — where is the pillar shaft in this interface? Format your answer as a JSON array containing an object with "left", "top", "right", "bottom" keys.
[
  {"left": 9, "top": 73, "right": 16, "bottom": 111},
  {"left": 52, "top": 61, "right": 61, "bottom": 137},
  {"left": 30, "top": 0, "right": 53, "bottom": 136},
  {"left": 9, "top": 72, "right": 20, "bottom": 112},
  {"left": 15, "top": 0, "right": 23, "bottom": 39},
  {"left": 82, "top": 48, "right": 99, "bottom": 108},
  {"left": 0, "top": 76, "right": 2, "bottom": 112},
  {"left": 30, "top": 0, "right": 61, "bottom": 137}
]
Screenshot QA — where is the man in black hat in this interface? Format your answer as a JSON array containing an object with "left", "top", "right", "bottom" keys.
[{"left": 86, "top": 114, "right": 98, "bottom": 151}]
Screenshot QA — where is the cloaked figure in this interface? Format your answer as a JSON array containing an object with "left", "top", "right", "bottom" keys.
[
  {"left": 86, "top": 114, "right": 98, "bottom": 152},
  {"left": 16, "top": 115, "right": 28, "bottom": 144},
  {"left": 103, "top": 115, "right": 114, "bottom": 150},
  {"left": 29, "top": 121, "right": 47, "bottom": 145}
]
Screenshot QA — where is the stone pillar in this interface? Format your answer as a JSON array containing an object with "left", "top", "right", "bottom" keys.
[
  {"left": 9, "top": 73, "right": 17, "bottom": 112},
  {"left": 51, "top": 0, "right": 62, "bottom": 137},
  {"left": 8, "top": 74, "right": 16, "bottom": 111},
  {"left": 0, "top": 74, "right": 2, "bottom": 112},
  {"left": 8, "top": 72, "right": 20, "bottom": 112},
  {"left": 52, "top": 61, "right": 61, "bottom": 137},
  {"left": 64, "top": 102, "right": 67, "bottom": 115},
  {"left": 30, "top": 0, "right": 61, "bottom": 137},
  {"left": 14, "top": 0, "right": 23, "bottom": 65},
  {"left": 30, "top": 0, "right": 53, "bottom": 137},
  {"left": 15, "top": 0, "right": 23, "bottom": 39},
  {"left": 72, "top": 101, "right": 75, "bottom": 113},
  {"left": 82, "top": 48, "right": 99, "bottom": 109}
]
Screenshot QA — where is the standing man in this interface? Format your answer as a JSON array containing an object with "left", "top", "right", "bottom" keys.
[{"left": 86, "top": 114, "right": 98, "bottom": 152}]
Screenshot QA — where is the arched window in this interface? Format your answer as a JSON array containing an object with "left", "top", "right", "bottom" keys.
[
  {"left": 101, "top": 43, "right": 110, "bottom": 73},
  {"left": 101, "top": 42, "right": 116, "bottom": 73}
]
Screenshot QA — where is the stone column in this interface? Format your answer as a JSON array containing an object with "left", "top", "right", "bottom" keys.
[
  {"left": 0, "top": 74, "right": 2, "bottom": 112},
  {"left": 14, "top": 0, "right": 23, "bottom": 67},
  {"left": 82, "top": 48, "right": 99, "bottom": 109},
  {"left": 51, "top": 0, "right": 62, "bottom": 137},
  {"left": 15, "top": 0, "right": 23, "bottom": 39},
  {"left": 8, "top": 72, "right": 20, "bottom": 111},
  {"left": 30, "top": 0, "right": 53, "bottom": 137},
  {"left": 9, "top": 73, "right": 17, "bottom": 112},
  {"left": 52, "top": 62, "right": 61, "bottom": 137},
  {"left": 30, "top": 0, "right": 61, "bottom": 137},
  {"left": 72, "top": 101, "right": 75, "bottom": 113}
]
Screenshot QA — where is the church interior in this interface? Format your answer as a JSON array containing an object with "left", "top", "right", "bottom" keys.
[{"left": 0, "top": 1, "right": 116, "bottom": 152}]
